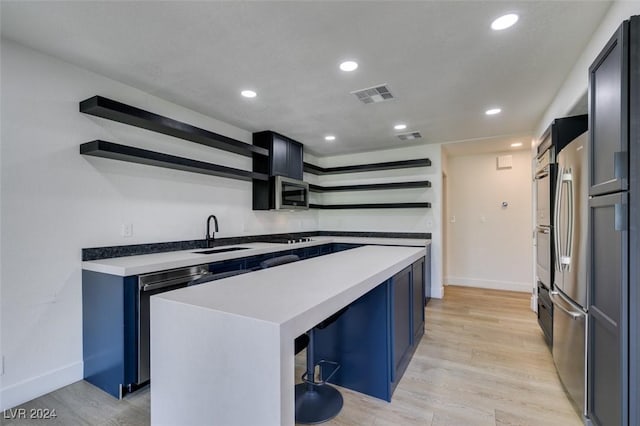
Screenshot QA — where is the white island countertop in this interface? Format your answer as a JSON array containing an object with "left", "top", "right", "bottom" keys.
[
  {"left": 82, "top": 236, "right": 429, "bottom": 276},
  {"left": 150, "top": 245, "right": 426, "bottom": 426}
]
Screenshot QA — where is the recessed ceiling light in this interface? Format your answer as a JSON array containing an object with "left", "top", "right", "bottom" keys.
[
  {"left": 485, "top": 108, "right": 502, "bottom": 115},
  {"left": 491, "top": 14, "right": 519, "bottom": 31},
  {"left": 339, "top": 61, "right": 358, "bottom": 72},
  {"left": 394, "top": 124, "right": 407, "bottom": 130},
  {"left": 325, "top": 135, "right": 336, "bottom": 141},
  {"left": 240, "top": 90, "right": 257, "bottom": 98},
  {"left": 511, "top": 142, "right": 523, "bottom": 147}
]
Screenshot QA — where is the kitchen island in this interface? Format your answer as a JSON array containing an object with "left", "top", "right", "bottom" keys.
[{"left": 150, "top": 244, "right": 426, "bottom": 425}]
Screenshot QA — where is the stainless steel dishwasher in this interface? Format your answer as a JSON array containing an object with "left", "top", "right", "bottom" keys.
[{"left": 137, "top": 264, "right": 210, "bottom": 385}]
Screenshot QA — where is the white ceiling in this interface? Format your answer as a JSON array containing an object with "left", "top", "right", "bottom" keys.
[
  {"left": 0, "top": 1, "right": 611, "bottom": 157},
  {"left": 442, "top": 133, "right": 532, "bottom": 157}
]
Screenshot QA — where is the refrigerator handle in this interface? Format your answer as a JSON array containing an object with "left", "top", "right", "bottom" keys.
[
  {"left": 565, "top": 168, "right": 574, "bottom": 264},
  {"left": 553, "top": 165, "right": 564, "bottom": 272},
  {"left": 549, "top": 290, "right": 583, "bottom": 319}
]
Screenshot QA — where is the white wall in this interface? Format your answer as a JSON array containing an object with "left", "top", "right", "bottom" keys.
[
  {"left": 316, "top": 144, "right": 444, "bottom": 299},
  {"left": 441, "top": 149, "right": 450, "bottom": 281},
  {"left": 536, "top": 1, "right": 640, "bottom": 135},
  {"left": 0, "top": 39, "right": 319, "bottom": 410},
  {"left": 445, "top": 150, "right": 532, "bottom": 292}
]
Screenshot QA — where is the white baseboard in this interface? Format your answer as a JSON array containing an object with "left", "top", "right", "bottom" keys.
[
  {"left": 444, "top": 276, "right": 531, "bottom": 293},
  {"left": 430, "top": 285, "right": 444, "bottom": 299},
  {"left": 0, "top": 362, "right": 83, "bottom": 411}
]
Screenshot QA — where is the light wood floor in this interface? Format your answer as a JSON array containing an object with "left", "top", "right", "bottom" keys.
[{"left": 2, "top": 286, "right": 582, "bottom": 426}]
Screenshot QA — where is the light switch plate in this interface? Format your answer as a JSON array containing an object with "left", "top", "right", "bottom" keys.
[{"left": 497, "top": 155, "right": 513, "bottom": 169}]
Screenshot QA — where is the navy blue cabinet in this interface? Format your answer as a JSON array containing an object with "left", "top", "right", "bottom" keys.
[
  {"left": 315, "top": 256, "right": 427, "bottom": 401},
  {"left": 391, "top": 266, "right": 412, "bottom": 390},
  {"left": 412, "top": 257, "right": 426, "bottom": 341},
  {"left": 209, "top": 258, "right": 245, "bottom": 274},
  {"left": 82, "top": 271, "right": 138, "bottom": 398},
  {"left": 303, "top": 246, "right": 321, "bottom": 258},
  {"left": 253, "top": 131, "right": 303, "bottom": 180},
  {"left": 587, "top": 16, "right": 640, "bottom": 426},
  {"left": 332, "top": 243, "right": 361, "bottom": 252},
  {"left": 82, "top": 241, "right": 386, "bottom": 399},
  {"left": 252, "top": 131, "right": 304, "bottom": 210},
  {"left": 425, "top": 244, "right": 432, "bottom": 304}
]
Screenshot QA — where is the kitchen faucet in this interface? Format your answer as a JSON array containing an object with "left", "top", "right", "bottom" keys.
[{"left": 206, "top": 215, "right": 219, "bottom": 248}]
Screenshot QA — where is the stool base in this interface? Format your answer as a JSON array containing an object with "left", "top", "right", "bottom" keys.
[{"left": 294, "top": 382, "right": 343, "bottom": 424}]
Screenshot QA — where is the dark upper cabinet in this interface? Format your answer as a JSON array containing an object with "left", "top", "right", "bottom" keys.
[
  {"left": 252, "top": 131, "right": 304, "bottom": 210},
  {"left": 589, "top": 21, "right": 629, "bottom": 196},
  {"left": 253, "top": 131, "right": 303, "bottom": 180}
]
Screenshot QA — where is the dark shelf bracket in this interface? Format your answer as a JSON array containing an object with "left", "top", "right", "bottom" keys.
[
  {"left": 80, "top": 140, "right": 268, "bottom": 182},
  {"left": 309, "top": 203, "right": 431, "bottom": 209},
  {"left": 303, "top": 158, "right": 431, "bottom": 175},
  {"left": 80, "top": 96, "right": 268, "bottom": 158},
  {"left": 309, "top": 181, "right": 431, "bottom": 193}
]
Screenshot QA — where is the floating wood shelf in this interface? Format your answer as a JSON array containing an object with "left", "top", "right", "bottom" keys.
[
  {"left": 80, "top": 140, "right": 268, "bottom": 182},
  {"left": 80, "top": 96, "right": 268, "bottom": 158},
  {"left": 309, "top": 181, "right": 431, "bottom": 193},
  {"left": 304, "top": 158, "right": 431, "bottom": 175},
  {"left": 309, "top": 203, "right": 430, "bottom": 210}
]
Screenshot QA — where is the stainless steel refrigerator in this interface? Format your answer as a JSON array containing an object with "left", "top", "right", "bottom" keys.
[{"left": 551, "top": 130, "right": 589, "bottom": 418}]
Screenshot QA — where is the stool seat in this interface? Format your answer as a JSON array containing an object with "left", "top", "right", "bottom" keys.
[
  {"left": 188, "top": 269, "right": 250, "bottom": 286},
  {"left": 259, "top": 254, "right": 300, "bottom": 269},
  {"left": 295, "top": 333, "right": 309, "bottom": 355}
]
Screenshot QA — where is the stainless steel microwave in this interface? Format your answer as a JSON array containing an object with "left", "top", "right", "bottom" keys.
[{"left": 274, "top": 175, "right": 309, "bottom": 210}]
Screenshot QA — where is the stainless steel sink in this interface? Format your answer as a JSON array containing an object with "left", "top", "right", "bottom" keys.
[{"left": 193, "top": 247, "right": 250, "bottom": 254}]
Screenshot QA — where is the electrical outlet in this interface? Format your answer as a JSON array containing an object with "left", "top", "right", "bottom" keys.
[{"left": 121, "top": 224, "right": 133, "bottom": 238}]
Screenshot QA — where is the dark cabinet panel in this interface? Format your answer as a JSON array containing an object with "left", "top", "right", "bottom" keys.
[
  {"left": 313, "top": 281, "right": 392, "bottom": 401},
  {"left": 391, "top": 266, "right": 412, "bottom": 389},
  {"left": 629, "top": 16, "right": 640, "bottom": 426},
  {"left": 588, "top": 192, "right": 628, "bottom": 426},
  {"left": 253, "top": 131, "right": 304, "bottom": 180},
  {"left": 425, "top": 244, "right": 432, "bottom": 304},
  {"left": 315, "top": 256, "right": 426, "bottom": 401},
  {"left": 271, "top": 134, "right": 289, "bottom": 177},
  {"left": 288, "top": 141, "right": 303, "bottom": 180},
  {"left": 537, "top": 282, "right": 553, "bottom": 347},
  {"left": 589, "top": 22, "right": 629, "bottom": 196},
  {"left": 82, "top": 272, "right": 138, "bottom": 398},
  {"left": 412, "top": 257, "right": 425, "bottom": 341}
]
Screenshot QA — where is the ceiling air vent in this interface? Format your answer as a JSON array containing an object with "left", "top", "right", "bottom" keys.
[
  {"left": 397, "top": 132, "right": 422, "bottom": 141},
  {"left": 351, "top": 84, "right": 394, "bottom": 104}
]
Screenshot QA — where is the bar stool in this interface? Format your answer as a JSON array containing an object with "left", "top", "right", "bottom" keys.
[{"left": 295, "top": 307, "right": 348, "bottom": 424}]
